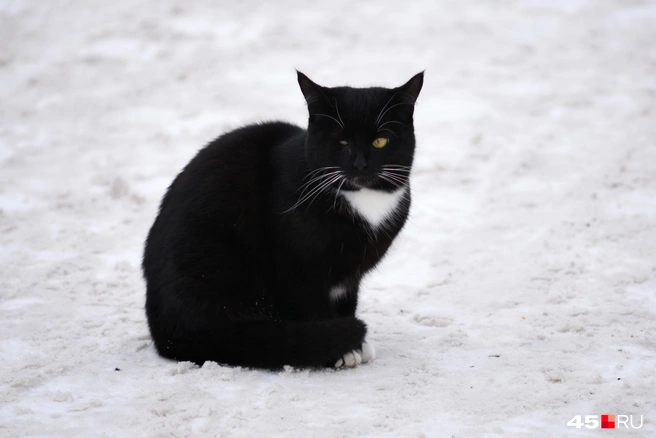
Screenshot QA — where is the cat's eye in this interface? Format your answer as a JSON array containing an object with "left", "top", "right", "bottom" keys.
[
  {"left": 372, "top": 138, "right": 388, "bottom": 149},
  {"left": 339, "top": 140, "right": 349, "bottom": 146}
]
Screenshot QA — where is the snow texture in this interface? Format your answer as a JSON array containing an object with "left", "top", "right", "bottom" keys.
[{"left": 1, "top": 0, "right": 655, "bottom": 436}]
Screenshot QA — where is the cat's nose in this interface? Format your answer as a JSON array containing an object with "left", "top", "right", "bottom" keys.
[{"left": 352, "top": 152, "right": 368, "bottom": 171}]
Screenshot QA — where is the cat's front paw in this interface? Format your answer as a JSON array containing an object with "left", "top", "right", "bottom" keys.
[{"left": 334, "top": 340, "right": 375, "bottom": 368}]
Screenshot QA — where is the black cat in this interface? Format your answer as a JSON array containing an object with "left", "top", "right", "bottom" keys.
[{"left": 142, "top": 71, "right": 423, "bottom": 369}]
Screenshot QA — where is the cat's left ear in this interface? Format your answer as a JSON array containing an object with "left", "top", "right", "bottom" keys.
[
  {"left": 398, "top": 71, "right": 424, "bottom": 104},
  {"left": 297, "top": 71, "right": 329, "bottom": 111}
]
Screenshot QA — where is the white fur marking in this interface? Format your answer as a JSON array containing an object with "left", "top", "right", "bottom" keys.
[
  {"left": 360, "top": 340, "right": 375, "bottom": 363},
  {"left": 338, "top": 351, "right": 360, "bottom": 367},
  {"left": 329, "top": 285, "right": 348, "bottom": 301},
  {"left": 334, "top": 340, "right": 375, "bottom": 368},
  {"left": 341, "top": 187, "right": 407, "bottom": 228}
]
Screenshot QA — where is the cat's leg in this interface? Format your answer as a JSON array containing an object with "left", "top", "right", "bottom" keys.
[
  {"left": 279, "top": 278, "right": 374, "bottom": 368},
  {"left": 330, "top": 281, "right": 375, "bottom": 368},
  {"left": 331, "top": 276, "right": 361, "bottom": 318},
  {"left": 332, "top": 287, "right": 358, "bottom": 317}
]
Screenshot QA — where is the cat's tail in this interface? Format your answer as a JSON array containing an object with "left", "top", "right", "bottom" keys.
[{"left": 152, "top": 317, "right": 367, "bottom": 369}]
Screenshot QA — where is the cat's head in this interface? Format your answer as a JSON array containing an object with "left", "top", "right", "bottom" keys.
[{"left": 298, "top": 72, "right": 423, "bottom": 193}]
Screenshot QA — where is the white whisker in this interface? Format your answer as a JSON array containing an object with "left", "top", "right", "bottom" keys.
[
  {"left": 296, "top": 171, "right": 342, "bottom": 202},
  {"left": 311, "top": 113, "right": 344, "bottom": 129},
  {"left": 382, "top": 170, "right": 408, "bottom": 180},
  {"left": 374, "top": 92, "right": 399, "bottom": 127},
  {"left": 332, "top": 177, "right": 347, "bottom": 212},
  {"left": 382, "top": 165, "right": 412, "bottom": 172},
  {"left": 378, "top": 120, "right": 409, "bottom": 130},
  {"left": 377, "top": 102, "right": 415, "bottom": 127},
  {"left": 304, "top": 174, "right": 343, "bottom": 209},
  {"left": 282, "top": 171, "right": 343, "bottom": 213},
  {"left": 380, "top": 175, "right": 405, "bottom": 188},
  {"left": 303, "top": 166, "right": 340, "bottom": 181},
  {"left": 296, "top": 175, "right": 341, "bottom": 211},
  {"left": 334, "top": 99, "right": 345, "bottom": 128},
  {"left": 299, "top": 171, "right": 341, "bottom": 196},
  {"left": 378, "top": 174, "right": 403, "bottom": 190},
  {"left": 377, "top": 128, "right": 396, "bottom": 135},
  {"left": 383, "top": 174, "right": 409, "bottom": 185},
  {"left": 381, "top": 170, "right": 410, "bottom": 177},
  {"left": 380, "top": 171, "right": 408, "bottom": 187}
]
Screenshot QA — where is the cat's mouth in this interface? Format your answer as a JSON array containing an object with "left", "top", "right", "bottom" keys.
[
  {"left": 345, "top": 171, "right": 408, "bottom": 192},
  {"left": 350, "top": 174, "right": 378, "bottom": 188}
]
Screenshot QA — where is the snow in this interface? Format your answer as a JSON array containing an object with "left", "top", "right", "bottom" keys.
[{"left": 1, "top": 0, "right": 655, "bottom": 436}]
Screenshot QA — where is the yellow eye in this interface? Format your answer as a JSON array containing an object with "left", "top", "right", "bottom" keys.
[{"left": 372, "top": 138, "right": 388, "bottom": 149}]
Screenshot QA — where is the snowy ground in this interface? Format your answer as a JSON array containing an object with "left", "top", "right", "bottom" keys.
[{"left": 1, "top": 0, "right": 655, "bottom": 436}]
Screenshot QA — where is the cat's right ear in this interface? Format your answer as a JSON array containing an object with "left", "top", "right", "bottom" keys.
[
  {"left": 398, "top": 71, "right": 424, "bottom": 105},
  {"left": 297, "top": 71, "right": 328, "bottom": 111}
]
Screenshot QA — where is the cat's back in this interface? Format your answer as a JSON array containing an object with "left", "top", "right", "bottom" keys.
[
  {"left": 176, "top": 121, "right": 301, "bottom": 191},
  {"left": 146, "top": 121, "right": 303, "bottom": 260},
  {"left": 160, "top": 121, "right": 301, "bottom": 211}
]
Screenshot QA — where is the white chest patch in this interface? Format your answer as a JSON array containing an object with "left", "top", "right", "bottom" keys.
[
  {"left": 330, "top": 285, "right": 348, "bottom": 301},
  {"left": 341, "top": 187, "right": 407, "bottom": 228}
]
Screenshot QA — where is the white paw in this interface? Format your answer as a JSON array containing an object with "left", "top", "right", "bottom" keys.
[
  {"left": 360, "top": 340, "right": 375, "bottom": 363},
  {"left": 334, "top": 340, "right": 375, "bottom": 368}
]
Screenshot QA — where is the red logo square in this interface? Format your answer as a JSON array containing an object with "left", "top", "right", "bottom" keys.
[{"left": 601, "top": 414, "right": 615, "bottom": 429}]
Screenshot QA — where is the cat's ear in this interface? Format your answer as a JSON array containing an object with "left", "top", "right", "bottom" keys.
[
  {"left": 297, "top": 71, "right": 329, "bottom": 111},
  {"left": 398, "top": 71, "right": 424, "bottom": 104}
]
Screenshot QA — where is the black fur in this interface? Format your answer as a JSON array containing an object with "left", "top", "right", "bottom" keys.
[{"left": 142, "top": 72, "right": 423, "bottom": 369}]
